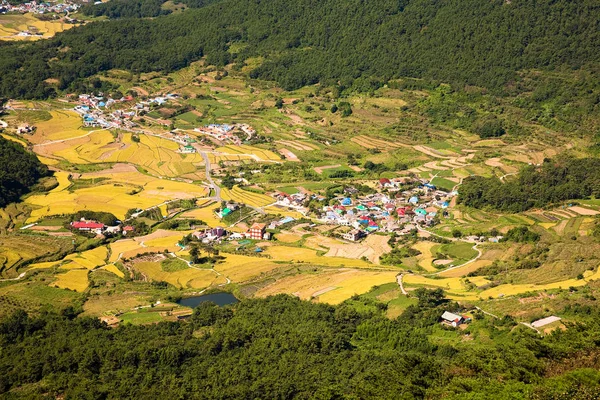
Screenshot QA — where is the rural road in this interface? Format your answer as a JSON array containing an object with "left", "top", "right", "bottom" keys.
[
  {"left": 426, "top": 243, "right": 482, "bottom": 277},
  {"left": 0, "top": 272, "right": 27, "bottom": 282},
  {"left": 397, "top": 274, "right": 408, "bottom": 295}
]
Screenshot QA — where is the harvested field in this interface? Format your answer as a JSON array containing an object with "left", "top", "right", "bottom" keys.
[
  {"left": 323, "top": 234, "right": 392, "bottom": 264},
  {"left": 279, "top": 148, "right": 300, "bottom": 162},
  {"left": 276, "top": 140, "right": 318, "bottom": 151},
  {"left": 569, "top": 206, "right": 599, "bottom": 216}
]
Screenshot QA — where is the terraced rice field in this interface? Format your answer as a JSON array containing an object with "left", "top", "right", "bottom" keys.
[
  {"left": 276, "top": 140, "right": 319, "bottom": 151},
  {"left": 264, "top": 245, "right": 374, "bottom": 268},
  {"left": 30, "top": 110, "right": 92, "bottom": 143},
  {"left": 101, "top": 264, "right": 125, "bottom": 278},
  {"left": 25, "top": 170, "right": 207, "bottom": 222},
  {"left": 220, "top": 186, "right": 273, "bottom": 207},
  {"left": 351, "top": 135, "right": 405, "bottom": 150},
  {"left": 52, "top": 269, "right": 89, "bottom": 292},
  {"left": 132, "top": 260, "right": 221, "bottom": 289},
  {"left": 61, "top": 247, "right": 108, "bottom": 270},
  {"left": 215, "top": 144, "right": 281, "bottom": 161},
  {"left": 0, "top": 14, "right": 74, "bottom": 41},
  {"left": 404, "top": 267, "right": 600, "bottom": 300},
  {"left": 255, "top": 269, "right": 398, "bottom": 304}
]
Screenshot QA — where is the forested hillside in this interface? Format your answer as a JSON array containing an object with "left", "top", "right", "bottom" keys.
[
  {"left": 1, "top": 294, "right": 600, "bottom": 399},
  {"left": 0, "top": 136, "right": 49, "bottom": 208},
  {"left": 459, "top": 157, "right": 600, "bottom": 212},
  {"left": 1, "top": 0, "right": 599, "bottom": 98}
]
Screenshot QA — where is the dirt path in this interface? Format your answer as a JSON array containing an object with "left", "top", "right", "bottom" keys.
[{"left": 397, "top": 274, "right": 408, "bottom": 295}]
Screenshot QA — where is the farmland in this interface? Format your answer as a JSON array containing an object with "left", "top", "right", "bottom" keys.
[
  {"left": 0, "top": 14, "right": 75, "bottom": 41},
  {"left": 0, "top": 52, "right": 598, "bottom": 331}
]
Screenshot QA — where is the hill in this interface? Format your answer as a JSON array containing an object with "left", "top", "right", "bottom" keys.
[
  {"left": 1, "top": 0, "right": 599, "bottom": 98},
  {"left": 1, "top": 294, "right": 600, "bottom": 398},
  {"left": 0, "top": 136, "right": 49, "bottom": 208}
]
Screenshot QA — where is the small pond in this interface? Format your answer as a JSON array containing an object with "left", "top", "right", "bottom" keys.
[{"left": 177, "top": 292, "right": 239, "bottom": 308}]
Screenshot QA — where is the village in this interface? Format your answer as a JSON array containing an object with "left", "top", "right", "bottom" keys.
[
  {"left": 72, "top": 92, "right": 256, "bottom": 152},
  {"left": 0, "top": 0, "right": 81, "bottom": 16}
]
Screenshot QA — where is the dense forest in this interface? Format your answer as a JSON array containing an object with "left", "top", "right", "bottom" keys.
[
  {"left": 1, "top": 0, "right": 599, "bottom": 98},
  {"left": 0, "top": 136, "right": 49, "bottom": 208},
  {"left": 80, "top": 0, "right": 220, "bottom": 19},
  {"left": 1, "top": 293, "right": 600, "bottom": 399},
  {"left": 458, "top": 157, "right": 600, "bottom": 212}
]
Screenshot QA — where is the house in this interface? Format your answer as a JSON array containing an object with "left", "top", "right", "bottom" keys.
[
  {"left": 70, "top": 220, "right": 105, "bottom": 234},
  {"left": 105, "top": 226, "right": 121, "bottom": 234},
  {"left": 379, "top": 178, "right": 392, "bottom": 188},
  {"left": 122, "top": 225, "right": 134, "bottom": 235},
  {"left": 341, "top": 197, "right": 352, "bottom": 206},
  {"left": 343, "top": 229, "right": 365, "bottom": 242},
  {"left": 207, "top": 227, "right": 226, "bottom": 240},
  {"left": 180, "top": 145, "right": 196, "bottom": 154},
  {"left": 441, "top": 311, "right": 465, "bottom": 328},
  {"left": 247, "top": 223, "right": 266, "bottom": 240},
  {"left": 17, "top": 124, "right": 35, "bottom": 134}
]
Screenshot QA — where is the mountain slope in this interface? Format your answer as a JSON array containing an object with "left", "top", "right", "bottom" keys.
[{"left": 0, "top": 0, "right": 599, "bottom": 97}]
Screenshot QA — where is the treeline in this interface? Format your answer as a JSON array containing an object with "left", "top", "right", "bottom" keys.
[
  {"left": 1, "top": 0, "right": 599, "bottom": 98},
  {"left": 1, "top": 293, "right": 600, "bottom": 398},
  {"left": 0, "top": 137, "right": 49, "bottom": 208},
  {"left": 459, "top": 157, "right": 600, "bottom": 212}
]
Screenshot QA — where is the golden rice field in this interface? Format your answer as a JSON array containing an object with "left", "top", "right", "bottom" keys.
[
  {"left": 412, "top": 241, "right": 438, "bottom": 272},
  {"left": 132, "top": 261, "right": 222, "bottom": 289},
  {"left": 25, "top": 170, "right": 207, "bottom": 222},
  {"left": 0, "top": 14, "right": 74, "bottom": 41},
  {"left": 180, "top": 202, "right": 223, "bottom": 228},
  {"left": 255, "top": 269, "right": 398, "bottom": 304},
  {"left": 46, "top": 132, "right": 206, "bottom": 178},
  {"left": 61, "top": 247, "right": 108, "bottom": 270},
  {"left": 213, "top": 253, "right": 283, "bottom": 282},
  {"left": 52, "top": 269, "right": 89, "bottom": 292},
  {"left": 32, "top": 110, "right": 90, "bottom": 143},
  {"left": 404, "top": 267, "right": 600, "bottom": 300},
  {"left": 1, "top": 134, "right": 27, "bottom": 147},
  {"left": 264, "top": 245, "right": 374, "bottom": 268},
  {"left": 101, "top": 264, "right": 125, "bottom": 278},
  {"left": 109, "top": 240, "right": 141, "bottom": 262},
  {"left": 220, "top": 186, "right": 273, "bottom": 207},
  {"left": 215, "top": 144, "right": 281, "bottom": 161}
]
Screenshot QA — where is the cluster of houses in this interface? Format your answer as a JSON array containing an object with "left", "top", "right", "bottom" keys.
[
  {"left": 0, "top": 0, "right": 80, "bottom": 15},
  {"left": 191, "top": 222, "right": 270, "bottom": 244},
  {"left": 194, "top": 123, "right": 255, "bottom": 145},
  {"left": 75, "top": 94, "right": 138, "bottom": 129},
  {"left": 273, "top": 191, "right": 313, "bottom": 215},
  {"left": 318, "top": 180, "right": 456, "bottom": 241},
  {"left": 69, "top": 219, "right": 134, "bottom": 236}
]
